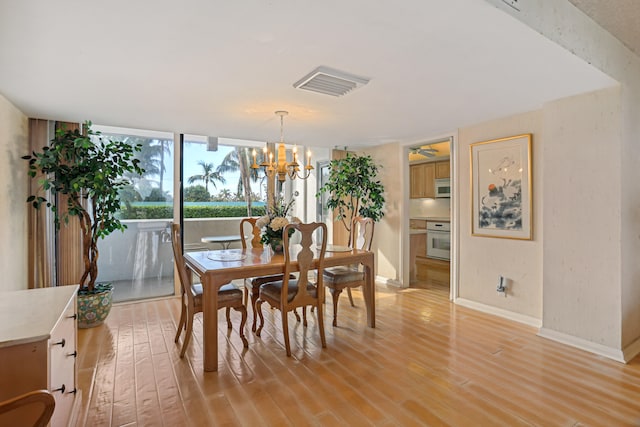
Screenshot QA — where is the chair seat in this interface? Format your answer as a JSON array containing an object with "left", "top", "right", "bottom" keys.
[
  {"left": 323, "top": 266, "right": 364, "bottom": 285},
  {"left": 260, "top": 279, "right": 317, "bottom": 302},
  {"left": 246, "top": 274, "right": 295, "bottom": 289},
  {"left": 192, "top": 283, "right": 244, "bottom": 306}
]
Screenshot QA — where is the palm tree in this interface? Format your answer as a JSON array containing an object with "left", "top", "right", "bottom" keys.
[
  {"left": 215, "top": 189, "right": 233, "bottom": 201},
  {"left": 117, "top": 136, "right": 171, "bottom": 193},
  {"left": 218, "top": 147, "right": 261, "bottom": 215},
  {"left": 188, "top": 160, "right": 226, "bottom": 193}
]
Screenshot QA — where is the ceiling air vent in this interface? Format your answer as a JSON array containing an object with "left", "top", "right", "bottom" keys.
[{"left": 293, "top": 66, "right": 370, "bottom": 97}]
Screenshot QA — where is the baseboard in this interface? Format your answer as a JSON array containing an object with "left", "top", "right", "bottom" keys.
[
  {"left": 623, "top": 336, "right": 640, "bottom": 362},
  {"left": 537, "top": 327, "right": 626, "bottom": 363},
  {"left": 375, "top": 276, "right": 404, "bottom": 288},
  {"left": 454, "top": 298, "right": 542, "bottom": 328}
]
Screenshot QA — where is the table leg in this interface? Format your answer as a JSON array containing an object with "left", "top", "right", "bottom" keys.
[
  {"left": 362, "top": 253, "right": 376, "bottom": 328},
  {"left": 202, "top": 276, "right": 220, "bottom": 372}
]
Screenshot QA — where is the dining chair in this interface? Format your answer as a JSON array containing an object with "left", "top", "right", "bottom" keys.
[
  {"left": 0, "top": 389, "right": 55, "bottom": 427},
  {"left": 323, "top": 216, "right": 374, "bottom": 326},
  {"left": 255, "top": 222, "right": 328, "bottom": 357},
  {"left": 171, "top": 224, "right": 248, "bottom": 357},
  {"left": 240, "top": 217, "right": 295, "bottom": 332}
]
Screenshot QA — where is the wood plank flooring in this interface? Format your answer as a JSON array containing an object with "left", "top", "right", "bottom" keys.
[{"left": 75, "top": 285, "right": 640, "bottom": 426}]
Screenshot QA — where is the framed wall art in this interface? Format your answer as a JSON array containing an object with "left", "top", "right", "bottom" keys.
[{"left": 470, "top": 134, "right": 532, "bottom": 240}]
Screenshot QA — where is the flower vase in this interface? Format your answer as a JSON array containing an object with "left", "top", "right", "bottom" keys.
[{"left": 269, "top": 238, "right": 284, "bottom": 254}]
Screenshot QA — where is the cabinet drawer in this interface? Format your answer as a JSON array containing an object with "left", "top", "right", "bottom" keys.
[{"left": 49, "top": 298, "right": 77, "bottom": 427}]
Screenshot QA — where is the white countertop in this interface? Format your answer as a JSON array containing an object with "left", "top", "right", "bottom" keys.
[
  {"left": 409, "top": 229, "right": 427, "bottom": 235},
  {"left": 0, "top": 285, "right": 78, "bottom": 348},
  {"left": 411, "top": 216, "right": 450, "bottom": 222}
]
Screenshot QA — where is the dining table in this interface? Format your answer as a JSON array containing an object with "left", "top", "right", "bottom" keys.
[{"left": 183, "top": 246, "right": 376, "bottom": 372}]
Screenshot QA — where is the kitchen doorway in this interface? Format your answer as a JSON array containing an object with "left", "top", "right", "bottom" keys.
[{"left": 406, "top": 135, "right": 456, "bottom": 299}]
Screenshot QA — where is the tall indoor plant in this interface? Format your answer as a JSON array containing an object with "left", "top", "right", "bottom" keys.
[
  {"left": 317, "top": 153, "right": 385, "bottom": 237},
  {"left": 24, "top": 121, "right": 144, "bottom": 327}
]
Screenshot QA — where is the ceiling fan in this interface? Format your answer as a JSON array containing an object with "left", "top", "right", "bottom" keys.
[{"left": 410, "top": 146, "right": 438, "bottom": 157}]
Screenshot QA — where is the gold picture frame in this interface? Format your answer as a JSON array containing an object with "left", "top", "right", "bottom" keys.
[{"left": 470, "top": 134, "right": 532, "bottom": 240}]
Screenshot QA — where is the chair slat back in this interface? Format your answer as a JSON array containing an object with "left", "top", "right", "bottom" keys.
[
  {"left": 240, "top": 217, "right": 262, "bottom": 249},
  {"left": 0, "top": 389, "right": 55, "bottom": 427},
  {"left": 351, "top": 217, "right": 375, "bottom": 251},
  {"left": 171, "top": 224, "right": 195, "bottom": 307},
  {"left": 282, "top": 222, "right": 327, "bottom": 307}
]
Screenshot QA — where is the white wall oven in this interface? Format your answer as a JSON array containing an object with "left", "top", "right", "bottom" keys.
[{"left": 426, "top": 221, "right": 450, "bottom": 260}]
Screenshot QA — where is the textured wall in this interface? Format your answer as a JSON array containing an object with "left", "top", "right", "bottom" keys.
[
  {"left": 485, "top": 0, "right": 640, "bottom": 357},
  {"left": 0, "top": 94, "right": 28, "bottom": 291},
  {"left": 542, "top": 87, "right": 622, "bottom": 348},
  {"left": 362, "top": 143, "right": 403, "bottom": 284},
  {"left": 457, "top": 110, "right": 544, "bottom": 319}
]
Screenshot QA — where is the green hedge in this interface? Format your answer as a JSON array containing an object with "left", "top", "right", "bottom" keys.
[{"left": 119, "top": 204, "right": 266, "bottom": 219}]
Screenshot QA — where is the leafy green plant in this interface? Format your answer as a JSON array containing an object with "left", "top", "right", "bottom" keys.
[
  {"left": 317, "top": 153, "right": 385, "bottom": 235},
  {"left": 118, "top": 204, "right": 266, "bottom": 219},
  {"left": 23, "top": 121, "right": 144, "bottom": 292},
  {"left": 184, "top": 184, "right": 211, "bottom": 202}
]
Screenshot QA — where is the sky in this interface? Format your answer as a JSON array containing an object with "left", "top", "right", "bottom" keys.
[{"left": 162, "top": 141, "right": 243, "bottom": 199}]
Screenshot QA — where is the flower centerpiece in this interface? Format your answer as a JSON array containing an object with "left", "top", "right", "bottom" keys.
[{"left": 256, "top": 192, "right": 301, "bottom": 253}]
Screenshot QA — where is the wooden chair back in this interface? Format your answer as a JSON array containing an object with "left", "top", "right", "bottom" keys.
[
  {"left": 282, "top": 222, "right": 327, "bottom": 309},
  {"left": 0, "top": 390, "right": 55, "bottom": 427},
  {"left": 351, "top": 216, "right": 375, "bottom": 251},
  {"left": 240, "top": 217, "right": 262, "bottom": 249},
  {"left": 171, "top": 224, "right": 195, "bottom": 308}
]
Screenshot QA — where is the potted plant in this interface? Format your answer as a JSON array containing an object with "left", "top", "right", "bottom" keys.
[
  {"left": 317, "top": 153, "right": 385, "bottom": 237},
  {"left": 23, "top": 121, "right": 144, "bottom": 328}
]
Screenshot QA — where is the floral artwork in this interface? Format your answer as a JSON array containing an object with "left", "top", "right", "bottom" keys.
[
  {"left": 256, "top": 192, "right": 301, "bottom": 252},
  {"left": 470, "top": 134, "right": 532, "bottom": 240}
]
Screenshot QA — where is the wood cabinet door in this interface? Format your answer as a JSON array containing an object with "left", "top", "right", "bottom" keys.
[
  {"left": 410, "top": 164, "right": 424, "bottom": 198},
  {"left": 423, "top": 163, "right": 435, "bottom": 198},
  {"left": 410, "top": 163, "right": 435, "bottom": 198},
  {"left": 435, "top": 161, "right": 450, "bottom": 179}
]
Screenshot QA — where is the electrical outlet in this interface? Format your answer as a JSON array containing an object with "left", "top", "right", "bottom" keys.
[{"left": 496, "top": 275, "right": 507, "bottom": 296}]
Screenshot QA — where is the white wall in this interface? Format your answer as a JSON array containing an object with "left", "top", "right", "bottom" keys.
[
  {"left": 457, "top": 110, "right": 544, "bottom": 320},
  {"left": 362, "top": 143, "right": 403, "bottom": 285},
  {"left": 483, "top": 0, "right": 640, "bottom": 359},
  {"left": 542, "top": 87, "right": 622, "bottom": 349},
  {"left": 0, "top": 94, "right": 28, "bottom": 292}
]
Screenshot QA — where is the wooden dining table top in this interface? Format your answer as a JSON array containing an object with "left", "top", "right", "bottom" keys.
[
  {"left": 183, "top": 246, "right": 376, "bottom": 372},
  {"left": 185, "top": 246, "right": 371, "bottom": 278}
]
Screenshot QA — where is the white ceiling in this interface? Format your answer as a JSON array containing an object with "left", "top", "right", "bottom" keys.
[{"left": 0, "top": 0, "right": 622, "bottom": 148}]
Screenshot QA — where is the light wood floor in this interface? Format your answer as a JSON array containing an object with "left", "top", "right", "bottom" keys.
[{"left": 75, "top": 285, "right": 640, "bottom": 426}]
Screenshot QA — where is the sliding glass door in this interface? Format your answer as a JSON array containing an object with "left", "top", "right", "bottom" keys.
[{"left": 94, "top": 126, "right": 175, "bottom": 303}]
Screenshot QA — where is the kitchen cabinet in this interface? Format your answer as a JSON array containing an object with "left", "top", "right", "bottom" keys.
[
  {"left": 435, "top": 161, "right": 450, "bottom": 179},
  {"left": 410, "top": 219, "right": 427, "bottom": 229},
  {"left": 0, "top": 285, "right": 79, "bottom": 427},
  {"left": 410, "top": 162, "right": 435, "bottom": 198}
]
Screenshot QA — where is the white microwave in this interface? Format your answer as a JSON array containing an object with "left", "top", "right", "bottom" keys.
[{"left": 435, "top": 178, "right": 451, "bottom": 198}]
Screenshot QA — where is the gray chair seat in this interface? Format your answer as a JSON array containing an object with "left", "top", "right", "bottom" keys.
[
  {"left": 191, "top": 283, "right": 243, "bottom": 305},
  {"left": 323, "top": 266, "right": 364, "bottom": 285},
  {"left": 260, "top": 279, "right": 317, "bottom": 303}
]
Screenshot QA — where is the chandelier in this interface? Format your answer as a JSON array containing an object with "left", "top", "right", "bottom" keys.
[{"left": 251, "top": 110, "right": 313, "bottom": 183}]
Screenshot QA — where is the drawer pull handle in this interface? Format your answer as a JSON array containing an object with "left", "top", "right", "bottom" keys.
[
  {"left": 67, "top": 314, "right": 77, "bottom": 320},
  {"left": 53, "top": 338, "right": 66, "bottom": 348},
  {"left": 53, "top": 384, "right": 66, "bottom": 394},
  {"left": 67, "top": 351, "right": 77, "bottom": 358},
  {"left": 67, "top": 388, "right": 77, "bottom": 395}
]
